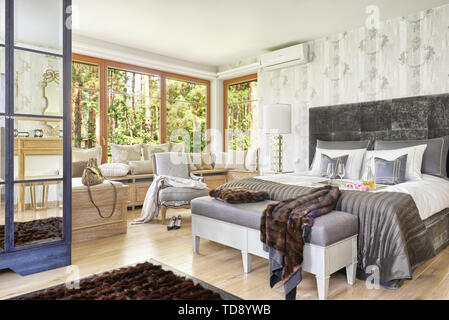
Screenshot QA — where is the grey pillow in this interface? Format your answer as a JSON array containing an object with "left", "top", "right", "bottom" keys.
[
  {"left": 311, "top": 140, "right": 370, "bottom": 170},
  {"left": 320, "top": 154, "right": 349, "bottom": 178},
  {"left": 72, "top": 161, "right": 87, "bottom": 178},
  {"left": 317, "top": 140, "right": 371, "bottom": 150},
  {"left": 374, "top": 136, "right": 449, "bottom": 178},
  {"left": 374, "top": 155, "right": 408, "bottom": 185}
]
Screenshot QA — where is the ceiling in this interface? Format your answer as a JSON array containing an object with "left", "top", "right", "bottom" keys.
[{"left": 73, "top": 0, "right": 449, "bottom": 67}]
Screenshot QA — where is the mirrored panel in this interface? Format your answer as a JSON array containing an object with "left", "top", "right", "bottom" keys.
[
  {"left": 14, "top": 119, "right": 63, "bottom": 181},
  {"left": 14, "top": 0, "right": 63, "bottom": 53},
  {"left": 0, "top": 0, "right": 5, "bottom": 45},
  {"left": 0, "top": 185, "right": 4, "bottom": 251},
  {"left": 14, "top": 181, "right": 63, "bottom": 248},
  {"left": 15, "top": 50, "right": 63, "bottom": 116}
]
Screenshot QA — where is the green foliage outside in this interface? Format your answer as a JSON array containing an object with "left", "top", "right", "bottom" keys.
[
  {"left": 227, "top": 80, "right": 258, "bottom": 151},
  {"left": 107, "top": 68, "right": 160, "bottom": 146},
  {"left": 166, "top": 79, "right": 207, "bottom": 152},
  {"left": 72, "top": 63, "right": 208, "bottom": 154},
  {"left": 72, "top": 62, "right": 100, "bottom": 149}
]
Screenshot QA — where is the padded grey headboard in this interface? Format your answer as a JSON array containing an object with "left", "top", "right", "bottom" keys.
[{"left": 309, "top": 93, "right": 449, "bottom": 176}]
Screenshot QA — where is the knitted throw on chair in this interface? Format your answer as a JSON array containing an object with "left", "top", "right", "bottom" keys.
[{"left": 261, "top": 186, "right": 341, "bottom": 282}]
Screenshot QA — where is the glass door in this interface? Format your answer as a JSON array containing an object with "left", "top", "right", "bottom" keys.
[{"left": 0, "top": 0, "right": 71, "bottom": 273}]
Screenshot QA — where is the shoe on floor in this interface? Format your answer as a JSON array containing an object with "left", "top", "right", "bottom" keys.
[
  {"left": 174, "top": 215, "right": 182, "bottom": 230},
  {"left": 167, "top": 216, "right": 177, "bottom": 231}
]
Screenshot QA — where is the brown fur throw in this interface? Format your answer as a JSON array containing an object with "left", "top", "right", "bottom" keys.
[
  {"left": 261, "top": 186, "right": 340, "bottom": 281},
  {"left": 0, "top": 217, "right": 62, "bottom": 249},
  {"left": 210, "top": 187, "right": 269, "bottom": 204},
  {"left": 17, "top": 262, "right": 222, "bottom": 300}
]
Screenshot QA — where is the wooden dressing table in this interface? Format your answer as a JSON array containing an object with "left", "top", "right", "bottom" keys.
[{"left": 14, "top": 138, "right": 63, "bottom": 212}]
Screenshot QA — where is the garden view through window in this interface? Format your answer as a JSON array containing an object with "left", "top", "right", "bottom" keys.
[
  {"left": 71, "top": 56, "right": 209, "bottom": 161},
  {"left": 225, "top": 76, "right": 258, "bottom": 151},
  {"left": 72, "top": 61, "right": 100, "bottom": 149},
  {"left": 166, "top": 79, "right": 207, "bottom": 152}
]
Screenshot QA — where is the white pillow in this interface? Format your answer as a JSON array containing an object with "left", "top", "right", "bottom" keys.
[
  {"left": 170, "top": 142, "right": 185, "bottom": 153},
  {"left": 362, "top": 144, "right": 427, "bottom": 182},
  {"left": 72, "top": 146, "right": 102, "bottom": 164},
  {"left": 226, "top": 150, "right": 247, "bottom": 170},
  {"left": 110, "top": 144, "right": 142, "bottom": 163},
  {"left": 311, "top": 148, "right": 367, "bottom": 180},
  {"left": 99, "top": 163, "right": 130, "bottom": 177},
  {"left": 245, "top": 147, "right": 259, "bottom": 172},
  {"left": 142, "top": 143, "right": 170, "bottom": 160},
  {"left": 212, "top": 152, "right": 226, "bottom": 170}
]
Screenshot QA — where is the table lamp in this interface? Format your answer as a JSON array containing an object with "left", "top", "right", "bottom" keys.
[{"left": 264, "top": 104, "right": 292, "bottom": 173}]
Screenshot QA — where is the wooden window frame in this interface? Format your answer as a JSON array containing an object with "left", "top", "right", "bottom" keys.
[
  {"left": 223, "top": 73, "right": 258, "bottom": 152},
  {"left": 72, "top": 53, "right": 211, "bottom": 163}
]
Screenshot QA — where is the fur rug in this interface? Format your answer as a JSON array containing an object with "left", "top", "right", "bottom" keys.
[
  {"left": 0, "top": 217, "right": 62, "bottom": 249},
  {"left": 17, "top": 262, "right": 223, "bottom": 300},
  {"left": 209, "top": 187, "right": 269, "bottom": 204}
]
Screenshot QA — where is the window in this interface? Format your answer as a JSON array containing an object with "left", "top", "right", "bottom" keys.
[
  {"left": 71, "top": 54, "right": 210, "bottom": 162},
  {"left": 72, "top": 61, "right": 100, "bottom": 149},
  {"left": 224, "top": 74, "right": 258, "bottom": 151},
  {"left": 108, "top": 68, "right": 161, "bottom": 146},
  {"left": 166, "top": 78, "right": 208, "bottom": 152}
]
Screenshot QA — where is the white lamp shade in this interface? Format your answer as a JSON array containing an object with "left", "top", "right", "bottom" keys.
[{"left": 264, "top": 104, "right": 292, "bottom": 134}]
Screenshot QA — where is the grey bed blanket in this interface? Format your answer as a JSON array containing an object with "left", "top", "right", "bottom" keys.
[{"left": 220, "top": 178, "right": 436, "bottom": 286}]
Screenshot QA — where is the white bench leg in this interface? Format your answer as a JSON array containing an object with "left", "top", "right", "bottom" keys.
[
  {"left": 346, "top": 263, "right": 357, "bottom": 285},
  {"left": 316, "top": 276, "right": 330, "bottom": 300},
  {"left": 192, "top": 235, "right": 200, "bottom": 254},
  {"left": 241, "top": 251, "right": 252, "bottom": 273}
]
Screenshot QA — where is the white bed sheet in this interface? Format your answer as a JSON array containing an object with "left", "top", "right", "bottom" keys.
[{"left": 257, "top": 172, "right": 449, "bottom": 221}]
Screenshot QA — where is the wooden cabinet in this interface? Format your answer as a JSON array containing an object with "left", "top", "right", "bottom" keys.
[
  {"left": 72, "top": 181, "right": 129, "bottom": 243},
  {"left": 226, "top": 170, "right": 259, "bottom": 182}
]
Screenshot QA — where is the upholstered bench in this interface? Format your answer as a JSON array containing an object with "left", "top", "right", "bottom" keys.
[{"left": 191, "top": 196, "right": 359, "bottom": 300}]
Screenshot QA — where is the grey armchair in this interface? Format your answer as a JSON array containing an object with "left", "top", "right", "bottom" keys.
[{"left": 152, "top": 152, "right": 209, "bottom": 224}]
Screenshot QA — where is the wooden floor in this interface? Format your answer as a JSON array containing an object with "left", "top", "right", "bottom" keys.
[{"left": 0, "top": 208, "right": 448, "bottom": 300}]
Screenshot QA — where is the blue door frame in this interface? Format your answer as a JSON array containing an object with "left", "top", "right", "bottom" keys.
[{"left": 0, "top": 0, "right": 72, "bottom": 276}]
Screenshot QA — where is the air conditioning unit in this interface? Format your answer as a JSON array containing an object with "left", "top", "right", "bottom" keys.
[{"left": 260, "top": 44, "right": 309, "bottom": 70}]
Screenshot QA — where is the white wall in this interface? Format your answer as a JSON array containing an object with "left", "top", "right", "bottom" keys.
[{"left": 252, "top": 4, "right": 449, "bottom": 172}]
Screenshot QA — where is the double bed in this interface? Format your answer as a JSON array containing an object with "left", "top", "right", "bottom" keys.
[{"left": 192, "top": 94, "right": 449, "bottom": 289}]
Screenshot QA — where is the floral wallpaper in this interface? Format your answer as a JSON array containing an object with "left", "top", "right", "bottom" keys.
[{"left": 256, "top": 4, "right": 449, "bottom": 172}]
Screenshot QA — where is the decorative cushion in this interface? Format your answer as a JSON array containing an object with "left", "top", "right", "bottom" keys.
[
  {"left": 99, "top": 163, "right": 130, "bottom": 177},
  {"left": 373, "top": 155, "right": 408, "bottom": 185},
  {"left": 128, "top": 160, "right": 153, "bottom": 175},
  {"left": 362, "top": 145, "right": 427, "bottom": 181},
  {"left": 319, "top": 154, "right": 349, "bottom": 179},
  {"left": 226, "top": 150, "right": 247, "bottom": 170},
  {"left": 72, "top": 161, "right": 88, "bottom": 178},
  {"left": 212, "top": 152, "right": 226, "bottom": 170},
  {"left": 201, "top": 153, "right": 213, "bottom": 170},
  {"left": 374, "top": 136, "right": 449, "bottom": 178},
  {"left": 209, "top": 187, "right": 269, "bottom": 204},
  {"left": 245, "top": 147, "right": 259, "bottom": 172},
  {"left": 189, "top": 153, "right": 202, "bottom": 171},
  {"left": 311, "top": 148, "right": 366, "bottom": 180},
  {"left": 170, "top": 142, "right": 186, "bottom": 153},
  {"left": 159, "top": 187, "right": 209, "bottom": 203},
  {"left": 110, "top": 144, "right": 142, "bottom": 163},
  {"left": 72, "top": 146, "right": 102, "bottom": 164},
  {"left": 142, "top": 143, "right": 170, "bottom": 160}
]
